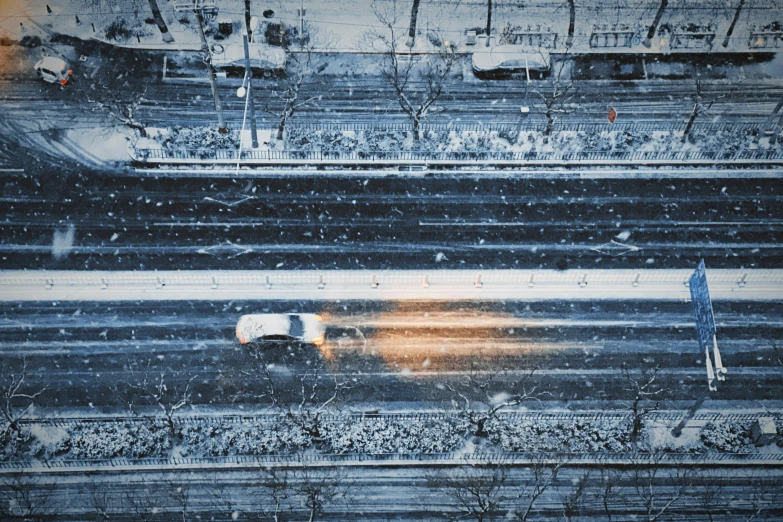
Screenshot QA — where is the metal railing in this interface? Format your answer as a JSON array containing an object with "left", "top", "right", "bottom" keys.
[
  {"left": 3, "top": 269, "right": 783, "bottom": 290},
  {"left": 136, "top": 147, "right": 783, "bottom": 164},
  {"left": 20, "top": 410, "right": 780, "bottom": 429},
  {"left": 3, "top": 451, "right": 782, "bottom": 472},
  {"left": 132, "top": 122, "right": 782, "bottom": 164}
]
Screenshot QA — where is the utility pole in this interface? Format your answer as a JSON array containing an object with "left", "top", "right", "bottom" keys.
[
  {"left": 566, "top": 0, "right": 575, "bottom": 48},
  {"left": 723, "top": 0, "right": 745, "bottom": 48},
  {"left": 485, "top": 0, "right": 492, "bottom": 47},
  {"left": 406, "top": 0, "right": 421, "bottom": 48},
  {"left": 147, "top": 0, "right": 174, "bottom": 42},
  {"left": 300, "top": 0, "right": 304, "bottom": 38},
  {"left": 642, "top": 0, "right": 668, "bottom": 48},
  {"left": 244, "top": 0, "right": 252, "bottom": 40},
  {"left": 242, "top": 32, "right": 259, "bottom": 148},
  {"left": 195, "top": 10, "right": 227, "bottom": 133}
]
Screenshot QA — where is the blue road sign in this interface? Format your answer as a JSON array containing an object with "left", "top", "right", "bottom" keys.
[
  {"left": 689, "top": 259, "right": 726, "bottom": 390},
  {"left": 689, "top": 259, "right": 715, "bottom": 351}
]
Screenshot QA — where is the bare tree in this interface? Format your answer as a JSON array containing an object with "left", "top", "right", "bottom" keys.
[
  {"left": 258, "top": 467, "right": 294, "bottom": 522},
  {"left": 167, "top": 477, "right": 194, "bottom": 522},
  {"left": 89, "top": 479, "right": 121, "bottom": 520},
  {"left": 447, "top": 365, "right": 544, "bottom": 437},
  {"left": 122, "top": 485, "right": 166, "bottom": 522},
  {"left": 622, "top": 364, "right": 663, "bottom": 443},
  {"left": 560, "top": 470, "right": 590, "bottom": 521},
  {"left": 693, "top": 470, "right": 732, "bottom": 522},
  {"left": 89, "top": 87, "right": 149, "bottom": 137},
  {"left": 287, "top": 368, "right": 350, "bottom": 439},
  {"left": 1, "top": 359, "right": 45, "bottom": 440},
  {"left": 0, "top": 473, "right": 56, "bottom": 521},
  {"left": 514, "top": 460, "right": 563, "bottom": 522},
  {"left": 534, "top": 54, "right": 575, "bottom": 136},
  {"left": 681, "top": 78, "right": 734, "bottom": 142},
  {"left": 264, "top": 24, "right": 333, "bottom": 142},
  {"left": 604, "top": 454, "right": 691, "bottom": 522},
  {"left": 365, "top": 0, "right": 458, "bottom": 138},
  {"left": 427, "top": 459, "right": 512, "bottom": 521},
  {"left": 292, "top": 461, "right": 351, "bottom": 522},
  {"left": 741, "top": 471, "right": 783, "bottom": 521},
  {"left": 120, "top": 358, "right": 195, "bottom": 439}
]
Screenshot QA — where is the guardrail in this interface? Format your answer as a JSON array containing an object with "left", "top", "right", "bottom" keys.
[
  {"left": 2, "top": 451, "right": 781, "bottom": 472},
  {"left": 2, "top": 269, "right": 782, "bottom": 290}
]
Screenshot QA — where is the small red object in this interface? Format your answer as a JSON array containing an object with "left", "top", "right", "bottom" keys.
[
  {"left": 60, "top": 78, "right": 67, "bottom": 85},
  {"left": 608, "top": 107, "right": 617, "bottom": 124}
]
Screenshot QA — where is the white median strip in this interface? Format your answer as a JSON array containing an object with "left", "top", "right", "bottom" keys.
[{"left": 0, "top": 269, "right": 781, "bottom": 302}]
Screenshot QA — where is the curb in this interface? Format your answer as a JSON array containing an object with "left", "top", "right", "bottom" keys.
[{"left": 3, "top": 452, "right": 782, "bottom": 474}]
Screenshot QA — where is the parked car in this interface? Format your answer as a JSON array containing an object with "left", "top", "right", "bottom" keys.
[
  {"left": 34, "top": 56, "right": 72, "bottom": 85},
  {"left": 236, "top": 313, "right": 325, "bottom": 346},
  {"left": 210, "top": 42, "right": 286, "bottom": 72},
  {"left": 472, "top": 45, "right": 550, "bottom": 77}
]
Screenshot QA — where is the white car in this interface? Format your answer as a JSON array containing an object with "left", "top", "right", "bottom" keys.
[
  {"left": 472, "top": 45, "right": 550, "bottom": 75},
  {"left": 34, "top": 56, "right": 72, "bottom": 85},
  {"left": 236, "top": 313, "right": 325, "bottom": 346},
  {"left": 210, "top": 42, "right": 286, "bottom": 71}
]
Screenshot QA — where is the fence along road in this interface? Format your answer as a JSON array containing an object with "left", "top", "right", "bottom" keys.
[{"left": 0, "top": 269, "right": 780, "bottom": 301}]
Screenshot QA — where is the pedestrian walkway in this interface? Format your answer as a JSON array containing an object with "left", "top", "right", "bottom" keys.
[
  {"left": 1, "top": 0, "right": 778, "bottom": 55},
  {"left": 0, "top": 269, "right": 779, "bottom": 301}
]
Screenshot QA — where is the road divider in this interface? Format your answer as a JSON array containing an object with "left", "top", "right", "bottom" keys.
[{"left": 0, "top": 269, "right": 780, "bottom": 301}]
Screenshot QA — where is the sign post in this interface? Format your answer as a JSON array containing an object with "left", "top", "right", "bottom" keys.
[{"left": 688, "top": 259, "right": 726, "bottom": 391}]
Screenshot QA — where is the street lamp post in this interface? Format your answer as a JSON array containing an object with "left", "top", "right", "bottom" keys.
[{"left": 241, "top": 32, "right": 259, "bottom": 149}]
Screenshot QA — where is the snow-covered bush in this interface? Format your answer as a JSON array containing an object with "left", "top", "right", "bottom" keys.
[
  {"left": 156, "top": 126, "right": 240, "bottom": 153},
  {"left": 486, "top": 418, "right": 633, "bottom": 453},
  {"left": 320, "top": 414, "right": 467, "bottom": 454},
  {"left": 63, "top": 421, "right": 171, "bottom": 459},
  {"left": 700, "top": 421, "right": 755, "bottom": 453},
  {"left": 0, "top": 428, "right": 34, "bottom": 461},
  {"left": 179, "top": 419, "right": 310, "bottom": 456}
]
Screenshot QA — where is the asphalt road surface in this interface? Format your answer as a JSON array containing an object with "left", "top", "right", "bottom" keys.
[
  {"left": 1, "top": 45, "right": 781, "bottom": 129},
  {"left": 3, "top": 73, "right": 781, "bottom": 128},
  {"left": 5, "top": 465, "right": 783, "bottom": 521},
  {"left": 1, "top": 299, "right": 780, "bottom": 411},
  {"left": 1, "top": 173, "right": 781, "bottom": 270}
]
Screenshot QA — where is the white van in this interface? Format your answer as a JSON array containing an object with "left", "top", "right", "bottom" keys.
[{"left": 34, "top": 56, "right": 72, "bottom": 85}]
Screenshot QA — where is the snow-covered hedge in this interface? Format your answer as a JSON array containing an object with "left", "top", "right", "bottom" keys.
[
  {"left": 179, "top": 420, "right": 310, "bottom": 456},
  {"left": 320, "top": 414, "right": 468, "bottom": 454},
  {"left": 153, "top": 126, "right": 241, "bottom": 154},
  {"left": 144, "top": 124, "right": 782, "bottom": 159},
  {"left": 699, "top": 421, "right": 756, "bottom": 453},
  {"left": 56, "top": 421, "right": 172, "bottom": 459},
  {"left": 486, "top": 418, "right": 633, "bottom": 453},
  {"left": 279, "top": 127, "right": 782, "bottom": 156},
  {"left": 3, "top": 414, "right": 780, "bottom": 462}
]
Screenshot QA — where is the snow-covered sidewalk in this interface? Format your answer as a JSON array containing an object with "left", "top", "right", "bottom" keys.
[{"left": 2, "top": 0, "right": 780, "bottom": 55}]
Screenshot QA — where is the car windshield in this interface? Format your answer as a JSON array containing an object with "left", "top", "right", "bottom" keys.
[{"left": 288, "top": 315, "right": 304, "bottom": 338}]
